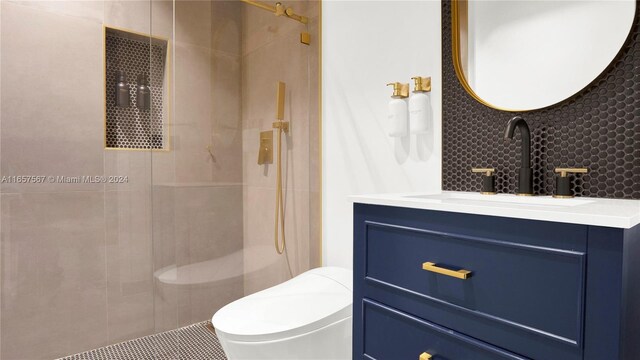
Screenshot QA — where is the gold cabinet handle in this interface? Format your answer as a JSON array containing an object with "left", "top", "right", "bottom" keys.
[
  {"left": 422, "top": 262, "right": 472, "bottom": 280},
  {"left": 419, "top": 352, "right": 433, "bottom": 360}
]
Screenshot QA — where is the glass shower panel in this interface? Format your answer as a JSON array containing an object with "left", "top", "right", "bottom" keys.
[
  {"left": 151, "top": 0, "right": 247, "bottom": 333},
  {"left": 0, "top": 0, "right": 319, "bottom": 358},
  {"left": 0, "top": 0, "right": 157, "bottom": 358},
  {"left": 150, "top": 0, "right": 322, "bottom": 341}
]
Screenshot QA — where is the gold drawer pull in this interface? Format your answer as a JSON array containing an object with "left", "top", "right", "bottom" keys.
[
  {"left": 422, "top": 262, "right": 472, "bottom": 280},
  {"left": 419, "top": 352, "right": 433, "bottom": 360}
]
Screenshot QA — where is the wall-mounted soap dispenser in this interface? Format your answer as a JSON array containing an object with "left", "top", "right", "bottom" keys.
[
  {"left": 410, "top": 76, "right": 432, "bottom": 134},
  {"left": 386, "top": 82, "right": 409, "bottom": 137},
  {"left": 136, "top": 74, "right": 151, "bottom": 111},
  {"left": 115, "top": 70, "right": 130, "bottom": 108}
]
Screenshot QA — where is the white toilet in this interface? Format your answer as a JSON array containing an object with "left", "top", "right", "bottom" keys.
[{"left": 211, "top": 267, "right": 352, "bottom": 360}]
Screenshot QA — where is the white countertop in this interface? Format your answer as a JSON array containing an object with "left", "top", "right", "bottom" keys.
[{"left": 350, "top": 191, "right": 640, "bottom": 229}]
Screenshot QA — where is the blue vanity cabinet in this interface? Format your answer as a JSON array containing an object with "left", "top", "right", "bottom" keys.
[{"left": 353, "top": 203, "right": 640, "bottom": 360}]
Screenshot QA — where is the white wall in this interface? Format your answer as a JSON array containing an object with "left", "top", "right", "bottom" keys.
[{"left": 322, "top": 1, "right": 442, "bottom": 269}]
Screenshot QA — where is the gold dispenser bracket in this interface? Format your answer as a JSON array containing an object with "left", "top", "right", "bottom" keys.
[
  {"left": 411, "top": 76, "right": 432, "bottom": 92},
  {"left": 240, "top": 0, "right": 308, "bottom": 24},
  {"left": 386, "top": 82, "right": 410, "bottom": 98}
]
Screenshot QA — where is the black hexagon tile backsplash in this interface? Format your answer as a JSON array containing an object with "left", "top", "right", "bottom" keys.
[
  {"left": 441, "top": 2, "right": 640, "bottom": 199},
  {"left": 105, "top": 31, "right": 166, "bottom": 150}
]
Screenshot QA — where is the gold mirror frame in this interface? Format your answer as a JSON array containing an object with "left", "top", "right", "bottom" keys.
[{"left": 451, "top": 0, "right": 635, "bottom": 113}]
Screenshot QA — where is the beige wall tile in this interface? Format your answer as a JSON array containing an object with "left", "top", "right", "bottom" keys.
[
  {"left": 105, "top": 190, "right": 155, "bottom": 343},
  {"left": 150, "top": 185, "right": 178, "bottom": 271},
  {"left": 175, "top": 0, "right": 211, "bottom": 48},
  {"left": 151, "top": 0, "right": 174, "bottom": 40},
  {"left": 104, "top": 151, "right": 153, "bottom": 191},
  {"left": 241, "top": 31, "right": 312, "bottom": 191},
  {"left": 1, "top": 192, "right": 108, "bottom": 359},
  {"left": 7, "top": 0, "right": 104, "bottom": 23},
  {"left": 211, "top": 51, "right": 243, "bottom": 183},
  {"left": 173, "top": 42, "right": 214, "bottom": 183},
  {"left": 241, "top": 0, "right": 311, "bottom": 56},
  {"left": 241, "top": 0, "right": 320, "bottom": 294},
  {"left": 211, "top": 0, "right": 242, "bottom": 57},
  {"left": 0, "top": 2, "right": 104, "bottom": 193},
  {"left": 172, "top": 184, "right": 243, "bottom": 265},
  {"left": 152, "top": 184, "right": 243, "bottom": 328},
  {"left": 242, "top": 186, "right": 311, "bottom": 294},
  {"left": 104, "top": 0, "right": 151, "bottom": 34}
]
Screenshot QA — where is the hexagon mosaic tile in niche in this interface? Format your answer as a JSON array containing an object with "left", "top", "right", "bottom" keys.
[
  {"left": 105, "top": 29, "right": 167, "bottom": 150},
  {"left": 441, "top": 2, "right": 640, "bottom": 199}
]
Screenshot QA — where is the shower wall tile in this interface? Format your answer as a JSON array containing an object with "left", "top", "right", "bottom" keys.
[
  {"left": 211, "top": 51, "right": 243, "bottom": 184},
  {"left": 173, "top": 42, "right": 215, "bottom": 183},
  {"left": 171, "top": 184, "right": 243, "bottom": 266},
  {"left": 1, "top": 191, "right": 108, "bottom": 359},
  {"left": 105, "top": 190, "right": 155, "bottom": 343},
  {"left": 242, "top": 186, "right": 293, "bottom": 295},
  {"left": 151, "top": 152, "right": 177, "bottom": 185},
  {"left": 104, "top": 0, "right": 151, "bottom": 34},
  {"left": 282, "top": 190, "right": 311, "bottom": 275},
  {"left": 175, "top": 0, "right": 211, "bottom": 48},
  {"left": 241, "top": 0, "right": 320, "bottom": 294},
  {"left": 211, "top": 0, "right": 242, "bottom": 57},
  {"left": 242, "top": 186, "right": 311, "bottom": 294},
  {"left": 241, "top": 31, "right": 312, "bottom": 191},
  {"left": 104, "top": 151, "right": 153, "bottom": 191},
  {"left": 151, "top": 184, "right": 244, "bottom": 330},
  {"left": 103, "top": 0, "right": 173, "bottom": 54},
  {"left": 241, "top": 0, "right": 317, "bottom": 56},
  {"left": 6, "top": 0, "right": 104, "bottom": 24},
  {"left": 151, "top": 0, "right": 174, "bottom": 40},
  {"left": 0, "top": 2, "right": 104, "bottom": 193}
]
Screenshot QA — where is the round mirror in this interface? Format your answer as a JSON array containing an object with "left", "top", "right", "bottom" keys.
[{"left": 453, "top": 0, "right": 636, "bottom": 111}]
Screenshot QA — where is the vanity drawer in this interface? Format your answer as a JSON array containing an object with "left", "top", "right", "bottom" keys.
[
  {"left": 362, "top": 299, "right": 527, "bottom": 360},
  {"left": 363, "top": 218, "right": 586, "bottom": 352}
]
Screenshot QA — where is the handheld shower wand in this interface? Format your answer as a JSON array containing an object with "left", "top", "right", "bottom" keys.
[{"left": 273, "top": 81, "right": 289, "bottom": 255}]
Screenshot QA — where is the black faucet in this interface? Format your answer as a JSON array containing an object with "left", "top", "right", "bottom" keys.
[{"left": 504, "top": 116, "right": 533, "bottom": 196}]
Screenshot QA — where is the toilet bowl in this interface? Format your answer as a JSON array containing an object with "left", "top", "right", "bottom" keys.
[{"left": 211, "top": 267, "right": 352, "bottom": 360}]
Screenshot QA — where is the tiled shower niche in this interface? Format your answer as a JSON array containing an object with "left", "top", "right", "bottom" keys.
[{"left": 105, "top": 27, "right": 169, "bottom": 150}]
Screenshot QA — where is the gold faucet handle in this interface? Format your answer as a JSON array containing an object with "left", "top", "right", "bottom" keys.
[
  {"left": 555, "top": 168, "right": 588, "bottom": 177},
  {"left": 419, "top": 352, "right": 433, "bottom": 360},
  {"left": 471, "top": 168, "right": 495, "bottom": 177}
]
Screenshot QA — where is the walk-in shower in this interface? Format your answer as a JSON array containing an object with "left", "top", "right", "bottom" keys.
[{"left": 0, "top": 0, "right": 320, "bottom": 358}]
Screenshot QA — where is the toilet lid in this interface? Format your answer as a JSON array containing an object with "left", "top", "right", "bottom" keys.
[{"left": 212, "top": 267, "right": 352, "bottom": 342}]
